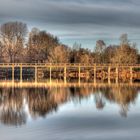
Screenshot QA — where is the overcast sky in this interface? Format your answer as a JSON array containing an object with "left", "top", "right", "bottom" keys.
[{"left": 0, "top": 0, "right": 140, "bottom": 49}]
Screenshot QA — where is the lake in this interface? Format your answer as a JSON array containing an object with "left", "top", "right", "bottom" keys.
[{"left": 0, "top": 85, "right": 140, "bottom": 140}]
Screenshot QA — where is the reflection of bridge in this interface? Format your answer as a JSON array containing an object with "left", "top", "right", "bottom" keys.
[
  {"left": 0, "top": 63, "right": 140, "bottom": 83},
  {"left": 0, "top": 82, "right": 140, "bottom": 88}
]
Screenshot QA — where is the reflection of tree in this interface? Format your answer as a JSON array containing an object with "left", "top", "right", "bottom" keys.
[
  {"left": 102, "top": 87, "right": 138, "bottom": 117},
  {"left": 26, "top": 88, "right": 56, "bottom": 118},
  {"left": 94, "top": 92, "right": 105, "bottom": 110},
  {"left": 0, "top": 109, "right": 26, "bottom": 126},
  {"left": 26, "top": 87, "right": 70, "bottom": 118},
  {"left": 0, "top": 88, "right": 26, "bottom": 125},
  {"left": 27, "top": 86, "right": 94, "bottom": 119},
  {"left": 0, "top": 86, "right": 138, "bottom": 126},
  {"left": 69, "top": 87, "right": 93, "bottom": 103}
]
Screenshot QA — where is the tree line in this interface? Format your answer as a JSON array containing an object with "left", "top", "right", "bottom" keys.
[{"left": 0, "top": 21, "right": 139, "bottom": 64}]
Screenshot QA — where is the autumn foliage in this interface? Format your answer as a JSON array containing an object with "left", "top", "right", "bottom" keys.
[{"left": 0, "top": 22, "right": 139, "bottom": 64}]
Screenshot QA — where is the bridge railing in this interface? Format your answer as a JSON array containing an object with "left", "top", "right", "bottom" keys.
[{"left": 0, "top": 63, "right": 139, "bottom": 67}]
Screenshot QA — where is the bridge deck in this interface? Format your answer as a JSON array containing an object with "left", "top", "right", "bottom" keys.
[{"left": 0, "top": 63, "right": 139, "bottom": 68}]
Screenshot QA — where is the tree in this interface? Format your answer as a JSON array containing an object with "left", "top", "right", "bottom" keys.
[
  {"left": 27, "top": 28, "right": 59, "bottom": 63},
  {"left": 94, "top": 40, "right": 106, "bottom": 63},
  {"left": 70, "top": 46, "right": 94, "bottom": 64},
  {"left": 104, "top": 45, "right": 118, "bottom": 63},
  {"left": 0, "top": 21, "right": 27, "bottom": 62},
  {"left": 0, "top": 41, "right": 5, "bottom": 62},
  {"left": 111, "top": 34, "right": 138, "bottom": 64},
  {"left": 120, "top": 33, "right": 129, "bottom": 45},
  {"left": 47, "top": 45, "right": 70, "bottom": 63},
  {"left": 69, "top": 43, "right": 81, "bottom": 63},
  {"left": 69, "top": 43, "right": 94, "bottom": 64}
]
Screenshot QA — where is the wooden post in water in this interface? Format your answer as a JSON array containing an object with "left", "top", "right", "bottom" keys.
[
  {"left": 20, "top": 64, "right": 22, "bottom": 83},
  {"left": 116, "top": 67, "right": 119, "bottom": 84},
  {"left": 50, "top": 65, "right": 52, "bottom": 83},
  {"left": 78, "top": 64, "right": 81, "bottom": 84},
  {"left": 94, "top": 64, "right": 96, "bottom": 83},
  {"left": 64, "top": 65, "right": 67, "bottom": 83},
  {"left": 130, "top": 66, "right": 133, "bottom": 84},
  {"left": 12, "top": 65, "right": 14, "bottom": 82},
  {"left": 108, "top": 66, "right": 111, "bottom": 84},
  {"left": 35, "top": 66, "right": 37, "bottom": 83}
]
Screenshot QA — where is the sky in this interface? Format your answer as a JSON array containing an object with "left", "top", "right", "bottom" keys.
[{"left": 0, "top": 0, "right": 140, "bottom": 50}]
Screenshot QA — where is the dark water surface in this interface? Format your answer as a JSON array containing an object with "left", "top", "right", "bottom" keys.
[{"left": 0, "top": 86, "right": 140, "bottom": 140}]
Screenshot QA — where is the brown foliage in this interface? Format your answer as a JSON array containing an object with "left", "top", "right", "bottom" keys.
[
  {"left": 111, "top": 44, "right": 138, "bottom": 64},
  {"left": 26, "top": 28, "right": 59, "bottom": 63},
  {"left": 0, "top": 21, "right": 27, "bottom": 62},
  {"left": 0, "top": 22, "right": 139, "bottom": 64}
]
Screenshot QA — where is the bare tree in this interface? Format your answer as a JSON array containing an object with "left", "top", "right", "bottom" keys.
[
  {"left": 0, "top": 21, "right": 28, "bottom": 62},
  {"left": 0, "top": 41, "right": 5, "bottom": 62},
  {"left": 120, "top": 33, "right": 129, "bottom": 45},
  {"left": 94, "top": 40, "right": 106, "bottom": 63}
]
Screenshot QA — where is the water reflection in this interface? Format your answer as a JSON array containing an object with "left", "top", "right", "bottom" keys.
[
  {"left": 103, "top": 87, "right": 138, "bottom": 117},
  {"left": 0, "top": 88, "right": 27, "bottom": 125},
  {"left": 0, "top": 85, "right": 139, "bottom": 126}
]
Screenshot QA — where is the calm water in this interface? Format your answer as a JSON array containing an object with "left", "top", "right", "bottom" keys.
[{"left": 0, "top": 85, "right": 140, "bottom": 140}]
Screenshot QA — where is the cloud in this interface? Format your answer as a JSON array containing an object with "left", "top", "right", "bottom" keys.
[
  {"left": 0, "top": 0, "right": 140, "bottom": 48},
  {"left": 0, "top": 0, "right": 140, "bottom": 26}
]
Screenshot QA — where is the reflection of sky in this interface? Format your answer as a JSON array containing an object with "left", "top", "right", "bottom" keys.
[
  {"left": 0, "top": 93, "right": 140, "bottom": 140},
  {"left": 58, "top": 93, "right": 140, "bottom": 117}
]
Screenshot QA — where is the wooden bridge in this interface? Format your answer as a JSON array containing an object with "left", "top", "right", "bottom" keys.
[{"left": 0, "top": 63, "right": 139, "bottom": 83}]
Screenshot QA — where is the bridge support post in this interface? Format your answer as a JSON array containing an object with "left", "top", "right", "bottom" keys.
[
  {"left": 116, "top": 67, "right": 119, "bottom": 84},
  {"left": 108, "top": 66, "right": 111, "bottom": 84},
  {"left": 12, "top": 65, "right": 14, "bottom": 82},
  {"left": 35, "top": 66, "right": 37, "bottom": 83},
  {"left": 78, "top": 64, "right": 81, "bottom": 84},
  {"left": 130, "top": 67, "right": 133, "bottom": 84},
  {"left": 20, "top": 65, "right": 22, "bottom": 83},
  {"left": 64, "top": 66, "right": 67, "bottom": 84},
  {"left": 50, "top": 66, "right": 52, "bottom": 84},
  {"left": 94, "top": 64, "right": 96, "bottom": 83}
]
